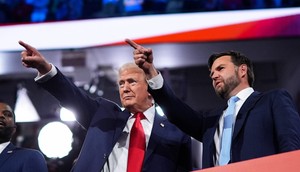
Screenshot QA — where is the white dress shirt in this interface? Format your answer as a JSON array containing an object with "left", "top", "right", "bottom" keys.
[
  {"left": 34, "top": 64, "right": 57, "bottom": 82},
  {"left": 0, "top": 141, "right": 10, "bottom": 154},
  {"left": 102, "top": 106, "right": 155, "bottom": 172}
]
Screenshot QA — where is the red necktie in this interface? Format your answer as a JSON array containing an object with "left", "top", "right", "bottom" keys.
[{"left": 127, "top": 112, "right": 146, "bottom": 172}]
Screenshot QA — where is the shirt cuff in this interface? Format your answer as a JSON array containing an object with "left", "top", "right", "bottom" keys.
[
  {"left": 147, "top": 72, "right": 164, "bottom": 90},
  {"left": 34, "top": 63, "right": 57, "bottom": 83}
]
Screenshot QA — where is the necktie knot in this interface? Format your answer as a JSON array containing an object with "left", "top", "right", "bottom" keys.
[
  {"left": 135, "top": 112, "right": 145, "bottom": 120},
  {"left": 228, "top": 96, "right": 239, "bottom": 106}
]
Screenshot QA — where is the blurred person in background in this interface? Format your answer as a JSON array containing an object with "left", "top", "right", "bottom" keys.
[{"left": 0, "top": 102, "right": 48, "bottom": 172}]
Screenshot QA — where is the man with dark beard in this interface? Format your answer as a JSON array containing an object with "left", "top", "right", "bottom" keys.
[
  {"left": 126, "top": 39, "right": 300, "bottom": 170},
  {"left": 0, "top": 102, "right": 48, "bottom": 172}
]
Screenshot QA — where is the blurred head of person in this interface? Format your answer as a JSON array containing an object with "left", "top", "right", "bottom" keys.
[{"left": 0, "top": 102, "right": 16, "bottom": 143}]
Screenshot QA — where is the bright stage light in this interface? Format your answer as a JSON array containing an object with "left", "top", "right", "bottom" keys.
[
  {"left": 38, "top": 121, "right": 73, "bottom": 158},
  {"left": 14, "top": 87, "right": 40, "bottom": 122},
  {"left": 60, "top": 107, "right": 76, "bottom": 122}
]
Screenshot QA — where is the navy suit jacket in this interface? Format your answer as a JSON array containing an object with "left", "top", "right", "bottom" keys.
[
  {"left": 0, "top": 143, "right": 48, "bottom": 172},
  {"left": 149, "top": 83, "right": 300, "bottom": 169},
  {"left": 38, "top": 69, "right": 192, "bottom": 172}
]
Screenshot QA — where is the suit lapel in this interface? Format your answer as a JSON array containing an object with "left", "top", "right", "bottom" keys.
[
  {"left": 232, "top": 91, "right": 262, "bottom": 141},
  {"left": 112, "top": 109, "right": 131, "bottom": 144},
  {"left": 144, "top": 112, "right": 167, "bottom": 163},
  {"left": 0, "top": 143, "right": 15, "bottom": 168},
  {"left": 204, "top": 108, "right": 224, "bottom": 166}
]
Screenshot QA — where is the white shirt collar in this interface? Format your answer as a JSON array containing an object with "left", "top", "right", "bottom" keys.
[
  {"left": 129, "top": 105, "right": 155, "bottom": 125},
  {"left": 235, "top": 87, "right": 254, "bottom": 102},
  {"left": 0, "top": 141, "right": 10, "bottom": 154}
]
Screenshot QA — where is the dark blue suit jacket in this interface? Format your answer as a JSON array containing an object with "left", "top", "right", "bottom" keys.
[
  {"left": 0, "top": 143, "right": 48, "bottom": 172},
  {"left": 38, "top": 69, "right": 192, "bottom": 172},
  {"left": 149, "top": 83, "right": 300, "bottom": 169}
]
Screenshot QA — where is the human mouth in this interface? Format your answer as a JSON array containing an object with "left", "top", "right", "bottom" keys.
[
  {"left": 215, "top": 81, "right": 222, "bottom": 88},
  {"left": 123, "top": 96, "right": 134, "bottom": 100},
  {"left": 0, "top": 121, "right": 6, "bottom": 127}
]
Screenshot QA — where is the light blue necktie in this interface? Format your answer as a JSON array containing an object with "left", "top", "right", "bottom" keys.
[{"left": 219, "top": 96, "right": 239, "bottom": 165}]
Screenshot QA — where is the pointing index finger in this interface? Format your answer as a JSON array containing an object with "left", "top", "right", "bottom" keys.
[
  {"left": 125, "top": 38, "right": 140, "bottom": 49},
  {"left": 18, "top": 40, "right": 35, "bottom": 52}
]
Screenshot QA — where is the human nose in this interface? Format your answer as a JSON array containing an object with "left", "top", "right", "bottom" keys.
[
  {"left": 211, "top": 71, "right": 219, "bottom": 80},
  {"left": 122, "top": 82, "right": 130, "bottom": 92},
  {"left": 0, "top": 113, "right": 5, "bottom": 119}
]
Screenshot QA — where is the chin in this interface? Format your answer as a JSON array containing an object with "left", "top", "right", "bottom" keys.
[{"left": 123, "top": 103, "right": 133, "bottom": 109}]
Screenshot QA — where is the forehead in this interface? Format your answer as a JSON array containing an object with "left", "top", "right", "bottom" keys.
[
  {"left": 0, "top": 103, "right": 13, "bottom": 112},
  {"left": 211, "top": 55, "right": 232, "bottom": 67},
  {"left": 119, "top": 68, "right": 144, "bottom": 79}
]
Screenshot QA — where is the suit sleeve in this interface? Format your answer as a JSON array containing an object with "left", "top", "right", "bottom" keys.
[
  {"left": 272, "top": 89, "right": 300, "bottom": 151},
  {"left": 177, "top": 135, "right": 192, "bottom": 172},
  {"left": 149, "top": 83, "right": 205, "bottom": 141},
  {"left": 23, "top": 150, "right": 48, "bottom": 172},
  {"left": 37, "top": 68, "right": 100, "bottom": 129}
]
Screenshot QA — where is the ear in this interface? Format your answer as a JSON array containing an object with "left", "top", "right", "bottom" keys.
[
  {"left": 12, "top": 125, "right": 17, "bottom": 133},
  {"left": 239, "top": 64, "right": 247, "bottom": 78}
]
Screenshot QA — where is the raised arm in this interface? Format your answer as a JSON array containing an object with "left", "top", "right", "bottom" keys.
[
  {"left": 19, "top": 40, "right": 52, "bottom": 75},
  {"left": 125, "top": 38, "right": 158, "bottom": 79}
]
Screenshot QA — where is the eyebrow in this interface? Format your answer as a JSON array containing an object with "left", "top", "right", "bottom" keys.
[
  {"left": 210, "top": 64, "right": 224, "bottom": 77},
  {"left": 209, "top": 71, "right": 213, "bottom": 77},
  {"left": 1, "top": 109, "right": 12, "bottom": 113}
]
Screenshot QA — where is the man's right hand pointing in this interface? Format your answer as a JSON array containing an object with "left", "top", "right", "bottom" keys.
[{"left": 125, "top": 38, "right": 158, "bottom": 79}]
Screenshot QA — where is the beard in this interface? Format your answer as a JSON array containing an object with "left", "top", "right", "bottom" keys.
[
  {"left": 0, "top": 126, "right": 15, "bottom": 142},
  {"left": 215, "top": 72, "right": 240, "bottom": 99}
]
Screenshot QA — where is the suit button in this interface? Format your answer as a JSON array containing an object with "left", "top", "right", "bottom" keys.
[{"left": 104, "top": 153, "right": 107, "bottom": 159}]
